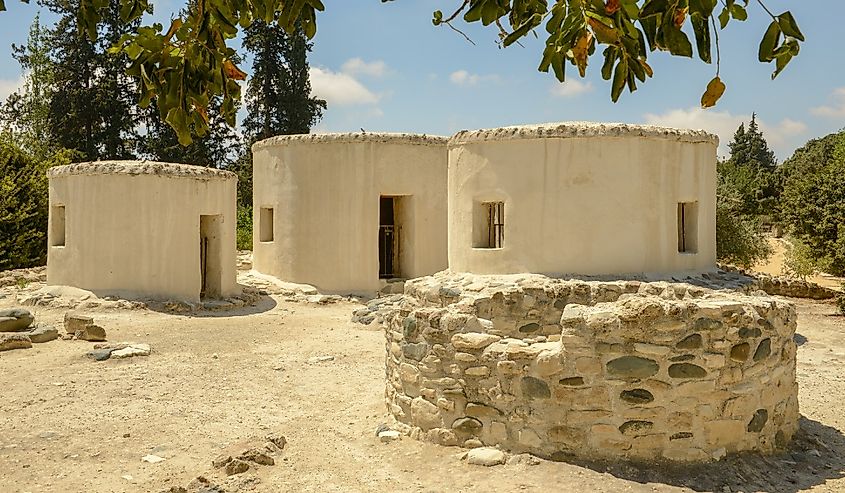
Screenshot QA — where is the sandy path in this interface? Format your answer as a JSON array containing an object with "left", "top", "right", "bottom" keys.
[
  {"left": 753, "top": 238, "right": 843, "bottom": 291},
  {"left": 1, "top": 295, "right": 844, "bottom": 493}
]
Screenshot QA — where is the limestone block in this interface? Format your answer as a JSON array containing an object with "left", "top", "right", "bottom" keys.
[
  {"left": 410, "top": 397, "right": 443, "bottom": 430},
  {"left": 0, "top": 333, "right": 32, "bottom": 351},
  {"left": 451, "top": 333, "right": 501, "bottom": 351}
]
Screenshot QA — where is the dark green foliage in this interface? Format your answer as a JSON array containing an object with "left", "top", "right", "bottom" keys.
[
  {"left": 780, "top": 131, "right": 845, "bottom": 276},
  {"left": 138, "top": 98, "right": 241, "bottom": 168},
  {"left": 0, "top": 140, "right": 72, "bottom": 270},
  {"left": 837, "top": 286, "right": 845, "bottom": 316},
  {"left": 236, "top": 205, "right": 253, "bottom": 251},
  {"left": 716, "top": 171, "right": 772, "bottom": 269},
  {"left": 0, "top": 15, "right": 56, "bottom": 161},
  {"left": 719, "top": 115, "right": 780, "bottom": 216},
  {"left": 42, "top": 0, "right": 141, "bottom": 161},
  {"left": 232, "top": 20, "right": 326, "bottom": 207}
]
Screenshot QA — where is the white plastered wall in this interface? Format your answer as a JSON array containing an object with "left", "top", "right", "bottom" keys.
[
  {"left": 447, "top": 127, "right": 718, "bottom": 277},
  {"left": 47, "top": 163, "right": 238, "bottom": 302},
  {"left": 252, "top": 134, "right": 448, "bottom": 295}
]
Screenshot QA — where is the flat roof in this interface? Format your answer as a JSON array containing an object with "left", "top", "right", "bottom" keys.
[
  {"left": 48, "top": 161, "right": 237, "bottom": 180},
  {"left": 251, "top": 132, "right": 449, "bottom": 152},
  {"left": 448, "top": 122, "right": 719, "bottom": 146}
]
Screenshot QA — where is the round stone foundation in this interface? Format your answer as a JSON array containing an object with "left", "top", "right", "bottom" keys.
[{"left": 383, "top": 272, "right": 799, "bottom": 462}]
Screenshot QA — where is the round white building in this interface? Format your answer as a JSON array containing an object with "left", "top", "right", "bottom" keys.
[
  {"left": 251, "top": 133, "right": 449, "bottom": 295},
  {"left": 447, "top": 122, "right": 719, "bottom": 277},
  {"left": 47, "top": 161, "right": 239, "bottom": 302}
]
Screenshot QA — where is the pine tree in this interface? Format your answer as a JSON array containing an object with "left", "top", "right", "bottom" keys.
[
  {"left": 41, "top": 0, "right": 141, "bottom": 161},
  {"left": 0, "top": 14, "right": 56, "bottom": 161},
  {"left": 234, "top": 20, "right": 326, "bottom": 206},
  {"left": 721, "top": 114, "right": 779, "bottom": 216}
]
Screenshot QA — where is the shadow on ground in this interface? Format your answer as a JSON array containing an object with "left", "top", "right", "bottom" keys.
[
  {"left": 145, "top": 292, "right": 278, "bottom": 318},
  {"left": 563, "top": 416, "right": 845, "bottom": 492}
]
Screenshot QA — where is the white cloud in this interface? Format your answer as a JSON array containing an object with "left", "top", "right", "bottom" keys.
[
  {"left": 643, "top": 107, "right": 807, "bottom": 158},
  {"left": 449, "top": 70, "right": 499, "bottom": 87},
  {"left": 309, "top": 67, "right": 380, "bottom": 106},
  {"left": 550, "top": 80, "right": 593, "bottom": 98},
  {"left": 810, "top": 87, "right": 845, "bottom": 118},
  {"left": 0, "top": 75, "right": 25, "bottom": 101},
  {"left": 340, "top": 58, "right": 388, "bottom": 78}
]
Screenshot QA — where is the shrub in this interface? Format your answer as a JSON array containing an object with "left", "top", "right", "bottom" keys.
[
  {"left": 236, "top": 205, "right": 253, "bottom": 251},
  {"left": 716, "top": 173, "right": 772, "bottom": 269},
  {"left": 837, "top": 289, "right": 845, "bottom": 316},
  {"left": 0, "top": 140, "right": 49, "bottom": 270},
  {"left": 782, "top": 237, "right": 820, "bottom": 280}
]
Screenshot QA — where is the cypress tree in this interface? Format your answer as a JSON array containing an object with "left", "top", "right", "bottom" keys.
[
  {"left": 234, "top": 20, "right": 326, "bottom": 206},
  {"left": 41, "top": 0, "right": 141, "bottom": 161}
]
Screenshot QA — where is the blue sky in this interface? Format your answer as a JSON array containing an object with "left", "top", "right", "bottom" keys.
[{"left": 1, "top": 0, "right": 843, "bottom": 159}]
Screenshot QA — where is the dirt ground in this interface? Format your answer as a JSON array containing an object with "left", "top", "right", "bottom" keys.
[
  {"left": 754, "top": 238, "right": 844, "bottom": 292},
  {"left": 2, "top": 289, "right": 845, "bottom": 493}
]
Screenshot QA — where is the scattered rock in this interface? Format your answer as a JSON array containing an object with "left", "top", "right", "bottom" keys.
[
  {"left": 506, "top": 453, "right": 542, "bottom": 466},
  {"left": 111, "top": 343, "right": 151, "bottom": 359},
  {"left": 75, "top": 324, "right": 107, "bottom": 342},
  {"left": 306, "top": 355, "right": 334, "bottom": 364},
  {"left": 465, "top": 447, "right": 507, "bottom": 466},
  {"left": 378, "top": 430, "right": 401, "bottom": 443},
  {"left": 212, "top": 454, "right": 233, "bottom": 468},
  {"left": 141, "top": 454, "right": 166, "bottom": 463},
  {"left": 0, "top": 308, "right": 34, "bottom": 332},
  {"left": 86, "top": 349, "right": 113, "bottom": 361},
  {"left": 27, "top": 325, "right": 59, "bottom": 343},
  {"left": 224, "top": 458, "right": 250, "bottom": 475},
  {"left": 0, "top": 333, "right": 32, "bottom": 352},
  {"left": 265, "top": 433, "right": 287, "bottom": 450},
  {"left": 64, "top": 312, "right": 94, "bottom": 334},
  {"left": 238, "top": 448, "right": 274, "bottom": 466}
]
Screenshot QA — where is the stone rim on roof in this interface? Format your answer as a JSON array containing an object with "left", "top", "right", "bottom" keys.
[
  {"left": 47, "top": 161, "right": 236, "bottom": 180},
  {"left": 251, "top": 132, "right": 449, "bottom": 152},
  {"left": 448, "top": 122, "right": 719, "bottom": 146}
]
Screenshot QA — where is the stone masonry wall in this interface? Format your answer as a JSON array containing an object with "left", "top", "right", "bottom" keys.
[{"left": 383, "top": 272, "right": 799, "bottom": 462}]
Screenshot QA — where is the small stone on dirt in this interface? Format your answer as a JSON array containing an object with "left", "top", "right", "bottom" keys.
[
  {"left": 111, "top": 344, "right": 151, "bottom": 359},
  {"left": 27, "top": 325, "right": 59, "bottom": 343},
  {"left": 64, "top": 312, "right": 94, "bottom": 334},
  {"left": 238, "top": 448, "right": 274, "bottom": 466},
  {"left": 75, "top": 324, "right": 107, "bottom": 342},
  {"left": 212, "top": 454, "right": 233, "bottom": 468},
  {"left": 265, "top": 433, "right": 287, "bottom": 450},
  {"left": 506, "top": 454, "right": 542, "bottom": 466},
  {"left": 465, "top": 447, "right": 507, "bottom": 466},
  {"left": 378, "top": 430, "right": 401, "bottom": 443},
  {"left": 141, "top": 454, "right": 166, "bottom": 463},
  {"left": 306, "top": 355, "right": 334, "bottom": 364},
  {"left": 0, "top": 308, "right": 34, "bottom": 332},
  {"left": 86, "top": 349, "right": 113, "bottom": 361},
  {"left": 0, "top": 333, "right": 32, "bottom": 351},
  {"left": 225, "top": 458, "right": 250, "bottom": 475}
]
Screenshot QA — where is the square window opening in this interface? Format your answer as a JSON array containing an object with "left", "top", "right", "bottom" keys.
[
  {"left": 51, "top": 205, "right": 66, "bottom": 247},
  {"left": 260, "top": 207, "right": 274, "bottom": 242},
  {"left": 677, "top": 202, "right": 698, "bottom": 253},
  {"left": 473, "top": 201, "right": 505, "bottom": 249}
]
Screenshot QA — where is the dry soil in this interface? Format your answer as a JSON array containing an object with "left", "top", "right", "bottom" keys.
[{"left": 1, "top": 292, "right": 844, "bottom": 493}]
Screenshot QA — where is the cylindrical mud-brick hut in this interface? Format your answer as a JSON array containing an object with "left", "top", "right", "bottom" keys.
[
  {"left": 47, "top": 161, "right": 238, "bottom": 302},
  {"left": 447, "top": 122, "right": 718, "bottom": 277},
  {"left": 251, "top": 133, "right": 449, "bottom": 295}
]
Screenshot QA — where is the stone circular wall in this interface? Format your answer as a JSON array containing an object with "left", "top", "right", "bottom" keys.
[
  {"left": 383, "top": 272, "right": 799, "bottom": 462},
  {"left": 447, "top": 122, "right": 719, "bottom": 277}
]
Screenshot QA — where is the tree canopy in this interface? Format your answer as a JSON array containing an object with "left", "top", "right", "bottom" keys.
[{"left": 0, "top": 0, "right": 804, "bottom": 145}]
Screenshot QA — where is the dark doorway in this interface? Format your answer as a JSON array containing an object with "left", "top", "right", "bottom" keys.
[
  {"left": 200, "top": 214, "right": 223, "bottom": 298},
  {"left": 379, "top": 196, "right": 400, "bottom": 279}
]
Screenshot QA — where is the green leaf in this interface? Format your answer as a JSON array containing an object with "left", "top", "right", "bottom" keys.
[
  {"left": 691, "top": 13, "right": 711, "bottom": 63},
  {"left": 777, "top": 12, "right": 804, "bottom": 41},
  {"left": 0, "top": 0, "right": 6, "bottom": 12},
  {"left": 601, "top": 47, "right": 616, "bottom": 80},
  {"left": 701, "top": 76, "right": 725, "bottom": 108},
  {"left": 432, "top": 10, "right": 443, "bottom": 25},
  {"left": 729, "top": 4, "right": 747, "bottom": 21},
  {"left": 640, "top": 0, "right": 669, "bottom": 18},
  {"left": 611, "top": 58, "right": 627, "bottom": 102},
  {"left": 662, "top": 22, "right": 693, "bottom": 57},
  {"left": 718, "top": 7, "right": 730, "bottom": 29},
  {"left": 758, "top": 20, "right": 780, "bottom": 62}
]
